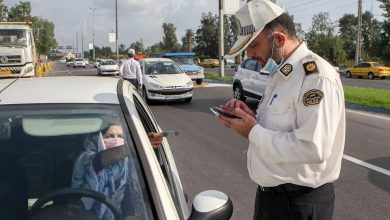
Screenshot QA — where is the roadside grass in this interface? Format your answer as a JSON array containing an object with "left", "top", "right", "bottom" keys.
[
  {"left": 344, "top": 86, "right": 390, "bottom": 111},
  {"left": 204, "top": 72, "right": 233, "bottom": 83},
  {"left": 204, "top": 73, "right": 390, "bottom": 111}
]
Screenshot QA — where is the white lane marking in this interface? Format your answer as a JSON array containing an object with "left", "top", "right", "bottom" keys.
[
  {"left": 343, "top": 154, "right": 390, "bottom": 177},
  {"left": 346, "top": 109, "right": 390, "bottom": 120}
]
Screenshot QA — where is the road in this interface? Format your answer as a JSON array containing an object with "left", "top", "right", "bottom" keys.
[{"left": 50, "top": 62, "right": 390, "bottom": 220}]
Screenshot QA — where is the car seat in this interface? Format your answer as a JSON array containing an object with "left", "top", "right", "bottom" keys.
[{"left": 0, "top": 156, "right": 28, "bottom": 219}]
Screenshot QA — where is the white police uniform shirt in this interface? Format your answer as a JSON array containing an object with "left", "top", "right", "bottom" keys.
[
  {"left": 247, "top": 42, "right": 346, "bottom": 188},
  {"left": 119, "top": 58, "right": 142, "bottom": 85}
]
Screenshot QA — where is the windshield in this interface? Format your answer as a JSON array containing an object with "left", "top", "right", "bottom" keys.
[
  {"left": 0, "top": 104, "right": 154, "bottom": 219},
  {"left": 102, "top": 60, "right": 117, "bottom": 65},
  {"left": 170, "top": 57, "right": 195, "bottom": 65},
  {"left": 0, "top": 29, "right": 28, "bottom": 46},
  {"left": 145, "top": 61, "right": 183, "bottom": 75}
]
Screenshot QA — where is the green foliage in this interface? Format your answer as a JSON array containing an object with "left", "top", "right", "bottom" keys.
[
  {"left": 0, "top": 0, "right": 7, "bottom": 21},
  {"left": 162, "top": 22, "right": 180, "bottom": 52},
  {"left": 194, "top": 12, "right": 219, "bottom": 58},
  {"left": 181, "top": 29, "right": 195, "bottom": 52},
  {"left": 344, "top": 86, "right": 390, "bottom": 111},
  {"left": 32, "top": 17, "right": 57, "bottom": 55},
  {"left": 7, "top": 1, "right": 31, "bottom": 21},
  {"left": 129, "top": 41, "right": 144, "bottom": 54}
]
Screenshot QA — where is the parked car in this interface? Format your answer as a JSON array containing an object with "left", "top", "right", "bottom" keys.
[
  {"left": 73, "top": 58, "right": 86, "bottom": 68},
  {"left": 199, "top": 59, "right": 219, "bottom": 68},
  {"left": 97, "top": 59, "right": 119, "bottom": 76},
  {"left": 233, "top": 58, "right": 270, "bottom": 101},
  {"left": 139, "top": 58, "right": 193, "bottom": 103},
  {"left": 59, "top": 57, "right": 66, "bottom": 64},
  {"left": 94, "top": 59, "right": 102, "bottom": 68},
  {"left": 224, "top": 58, "right": 238, "bottom": 68},
  {"left": 345, "top": 62, "right": 390, "bottom": 79},
  {"left": 0, "top": 77, "right": 233, "bottom": 220}
]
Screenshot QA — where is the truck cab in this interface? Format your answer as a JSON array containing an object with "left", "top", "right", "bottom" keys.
[
  {"left": 0, "top": 22, "right": 37, "bottom": 78},
  {"left": 160, "top": 52, "right": 204, "bottom": 85}
]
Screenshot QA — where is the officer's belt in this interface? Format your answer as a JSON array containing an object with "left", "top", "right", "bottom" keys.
[{"left": 260, "top": 183, "right": 313, "bottom": 194}]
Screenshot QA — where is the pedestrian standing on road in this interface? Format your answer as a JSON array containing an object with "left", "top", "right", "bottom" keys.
[
  {"left": 120, "top": 48, "right": 143, "bottom": 90},
  {"left": 217, "top": 0, "right": 346, "bottom": 219}
]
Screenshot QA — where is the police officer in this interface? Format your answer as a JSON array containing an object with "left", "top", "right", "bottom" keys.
[
  {"left": 119, "top": 48, "right": 142, "bottom": 90},
  {"left": 217, "top": 0, "right": 345, "bottom": 219}
]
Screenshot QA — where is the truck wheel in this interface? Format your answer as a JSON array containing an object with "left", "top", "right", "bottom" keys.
[{"left": 196, "top": 79, "right": 202, "bottom": 85}]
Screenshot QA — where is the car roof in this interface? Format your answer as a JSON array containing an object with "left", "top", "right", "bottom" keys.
[
  {"left": 142, "top": 58, "right": 174, "bottom": 62},
  {"left": 0, "top": 76, "right": 121, "bottom": 105}
]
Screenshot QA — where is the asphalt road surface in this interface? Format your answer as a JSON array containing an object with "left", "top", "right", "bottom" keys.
[{"left": 50, "top": 62, "right": 390, "bottom": 220}]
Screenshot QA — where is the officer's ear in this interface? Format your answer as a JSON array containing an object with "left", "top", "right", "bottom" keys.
[{"left": 273, "top": 32, "right": 286, "bottom": 48}]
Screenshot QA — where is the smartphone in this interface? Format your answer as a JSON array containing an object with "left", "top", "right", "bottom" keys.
[
  {"left": 210, "top": 107, "right": 241, "bottom": 119},
  {"left": 160, "top": 130, "right": 179, "bottom": 137}
]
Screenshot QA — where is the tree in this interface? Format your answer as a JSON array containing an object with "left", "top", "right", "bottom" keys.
[
  {"left": 118, "top": 44, "right": 126, "bottom": 55},
  {"left": 224, "top": 15, "right": 240, "bottom": 53},
  {"left": 375, "top": 0, "right": 390, "bottom": 64},
  {"left": 194, "top": 12, "right": 219, "bottom": 58},
  {"left": 181, "top": 29, "right": 195, "bottom": 52},
  {"left": 7, "top": 1, "right": 31, "bottom": 22},
  {"left": 0, "top": 0, "right": 7, "bottom": 21},
  {"left": 338, "top": 14, "right": 357, "bottom": 59},
  {"left": 162, "top": 23, "right": 180, "bottom": 52},
  {"left": 305, "top": 12, "right": 345, "bottom": 65},
  {"left": 129, "top": 41, "right": 144, "bottom": 54},
  {"left": 32, "top": 17, "right": 57, "bottom": 55}
]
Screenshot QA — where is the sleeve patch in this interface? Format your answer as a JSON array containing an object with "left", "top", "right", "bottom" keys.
[
  {"left": 303, "top": 61, "right": 318, "bottom": 75},
  {"left": 303, "top": 89, "right": 324, "bottom": 106}
]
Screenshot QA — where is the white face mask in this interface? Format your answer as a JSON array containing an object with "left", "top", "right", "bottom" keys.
[{"left": 260, "top": 34, "right": 284, "bottom": 76}]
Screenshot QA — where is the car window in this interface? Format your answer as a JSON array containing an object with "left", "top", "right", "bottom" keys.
[
  {"left": 132, "top": 94, "right": 184, "bottom": 218},
  {"left": 0, "top": 104, "right": 154, "bottom": 219},
  {"left": 145, "top": 61, "right": 182, "bottom": 75},
  {"left": 102, "top": 60, "right": 116, "bottom": 65},
  {"left": 244, "top": 59, "right": 257, "bottom": 71}
]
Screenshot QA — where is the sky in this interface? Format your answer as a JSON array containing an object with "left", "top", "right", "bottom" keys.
[{"left": 3, "top": 0, "right": 386, "bottom": 53}]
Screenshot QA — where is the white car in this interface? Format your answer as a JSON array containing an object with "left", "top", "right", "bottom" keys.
[
  {"left": 139, "top": 58, "right": 193, "bottom": 103},
  {"left": 0, "top": 77, "right": 233, "bottom": 220},
  {"left": 97, "top": 59, "right": 119, "bottom": 76},
  {"left": 59, "top": 58, "right": 66, "bottom": 64},
  {"left": 73, "top": 58, "right": 86, "bottom": 68},
  {"left": 233, "top": 58, "right": 270, "bottom": 101}
]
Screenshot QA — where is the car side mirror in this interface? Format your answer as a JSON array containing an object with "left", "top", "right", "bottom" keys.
[{"left": 189, "top": 190, "right": 233, "bottom": 220}]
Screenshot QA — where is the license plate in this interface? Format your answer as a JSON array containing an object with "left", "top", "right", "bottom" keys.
[{"left": 0, "top": 70, "right": 12, "bottom": 75}]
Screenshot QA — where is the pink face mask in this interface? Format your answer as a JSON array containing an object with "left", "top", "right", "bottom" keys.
[{"left": 103, "top": 138, "right": 125, "bottom": 149}]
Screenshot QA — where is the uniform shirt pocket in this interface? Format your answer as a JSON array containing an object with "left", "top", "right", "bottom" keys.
[{"left": 266, "top": 97, "right": 294, "bottom": 131}]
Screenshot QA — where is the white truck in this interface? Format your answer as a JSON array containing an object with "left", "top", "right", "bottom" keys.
[{"left": 0, "top": 22, "right": 37, "bottom": 78}]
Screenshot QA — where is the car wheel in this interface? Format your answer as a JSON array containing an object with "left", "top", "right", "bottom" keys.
[
  {"left": 196, "top": 79, "right": 202, "bottom": 85},
  {"left": 368, "top": 72, "right": 374, "bottom": 80},
  {"left": 346, "top": 71, "right": 352, "bottom": 78},
  {"left": 381, "top": 76, "right": 386, "bottom": 80},
  {"left": 233, "top": 84, "right": 246, "bottom": 102},
  {"left": 184, "top": 97, "right": 192, "bottom": 103}
]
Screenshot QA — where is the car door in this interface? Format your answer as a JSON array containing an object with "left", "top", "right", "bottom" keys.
[
  {"left": 132, "top": 90, "right": 190, "bottom": 219},
  {"left": 242, "top": 59, "right": 262, "bottom": 97},
  {"left": 119, "top": 81, "right": 189, "bottom": 219}
]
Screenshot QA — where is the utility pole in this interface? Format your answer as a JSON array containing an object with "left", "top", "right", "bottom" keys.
[
  {"left": 90, "top": 4, "right": 96, "bottom": 60},
  {"left": 115, "top": 0, "right": 119, "bottom": 62},
  {"left": 219, "top": 0, "right": 225, "bottom": 77},
  {"left": 355, "top": 0, "right": 362, "bottom": 65},
  {"left": 76, "top": 30, "right": 79, "bottom": 56},
  {"left": 81, "top": 21, "right": 84, "bottom": 58}
]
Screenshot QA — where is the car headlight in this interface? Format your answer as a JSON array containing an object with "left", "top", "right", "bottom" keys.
[
  {"left": 149, "top": 82, "right": 163, "bottom": 89},
  {"left": 185, "top": 80, "right": 193, "bottom": 88}
]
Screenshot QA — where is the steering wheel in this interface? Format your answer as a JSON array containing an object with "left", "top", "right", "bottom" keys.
[{"left": 29, "top": 188, "right": 122, "bottom": 220}]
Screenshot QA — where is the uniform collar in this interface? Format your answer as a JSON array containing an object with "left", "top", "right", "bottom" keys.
[{"left": 276, "top": 42, "right": 309, "bottom": 80}]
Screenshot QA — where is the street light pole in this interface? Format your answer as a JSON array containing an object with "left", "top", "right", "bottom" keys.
[
  {"left": 115, "top": 0, "right": 119, "bottom": 62},
  {"left": 219, "top": 0, "right": 225, "bottom": 77},
  {"left": 92, "top": 7, "right": 95, "bottom": 61},
  {"left": 80, "top": 21, "right": 84, "bottom": 58}
]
